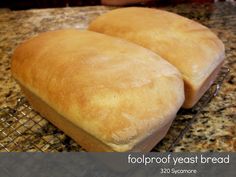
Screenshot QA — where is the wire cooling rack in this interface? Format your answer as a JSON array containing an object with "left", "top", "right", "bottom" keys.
[{"left": 0, "top": 67, "right": 229, "bottom": 152}]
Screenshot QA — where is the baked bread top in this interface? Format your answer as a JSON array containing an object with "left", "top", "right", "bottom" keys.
[
  {"left": 11, "top": 29, "right": 184, "bottom": 151},
  {"left": 89, "top": 7, "right": 225, "bottom": 107}
]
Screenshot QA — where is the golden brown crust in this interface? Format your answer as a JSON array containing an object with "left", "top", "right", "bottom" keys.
[
  {"left": 21, "top": 85, "right": 114, "bottom": 152},
  {"left": 20, "top": 85, "right": 174, "bottom": 152},
  {"left": 88, "top": 7, "right": 225, "bottom": 108},
  {"left": 11, "top": 29, "right": 184, "bottom": 151}
]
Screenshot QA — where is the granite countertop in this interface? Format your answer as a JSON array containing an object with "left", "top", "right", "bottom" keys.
[{"left": 0, "top": 2, "right": 235, "bottom": 152}]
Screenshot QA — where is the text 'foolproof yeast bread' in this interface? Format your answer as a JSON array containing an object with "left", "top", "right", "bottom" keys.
[
  {"left": 11, "top": 29, "right": 184, "bottom": 152},
  {"left": 89, "top": 7, "right": 225, "bottom": 108}
]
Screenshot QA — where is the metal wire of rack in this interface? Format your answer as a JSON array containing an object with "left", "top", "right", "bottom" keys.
[{"left": 0, "top": 67, "right": 229, "bottom": 152}]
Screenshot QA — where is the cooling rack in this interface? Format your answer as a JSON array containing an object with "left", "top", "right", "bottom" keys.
[{"left": 0, "top": 67, "right": 229, "bottom": 152}]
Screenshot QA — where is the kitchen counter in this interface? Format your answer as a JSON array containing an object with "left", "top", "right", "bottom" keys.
[{"left": 0, "top": 2, "right": 235, "bottom": 152}]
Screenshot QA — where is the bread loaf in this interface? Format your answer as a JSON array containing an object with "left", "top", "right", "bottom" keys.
[
  {"left": 88, "top": 7, "right": 225, "bottom": 108},
  {"left": 11, "top": 29, "right": 184, "bottom": 152}
]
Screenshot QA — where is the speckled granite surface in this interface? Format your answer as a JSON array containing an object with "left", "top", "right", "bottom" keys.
[{"left": 0, "top": 2, "right": 235, "bottom": 152}]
